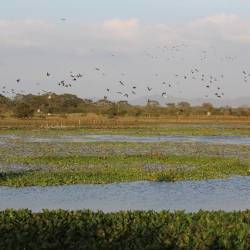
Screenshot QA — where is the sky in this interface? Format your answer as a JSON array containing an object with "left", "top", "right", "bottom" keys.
[{"left": 0, "top": 0, "right": 250, "bottom": 103}]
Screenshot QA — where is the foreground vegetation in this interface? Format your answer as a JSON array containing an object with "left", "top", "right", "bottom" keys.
[
  {"left": 1, "top": 154, "right": 249, "bottom": 186},
  {"left": 0, "top": 209, "right": 249, "bottom": 249}
]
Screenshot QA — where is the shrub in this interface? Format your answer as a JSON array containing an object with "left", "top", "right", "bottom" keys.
[
  {"left": 14, "top": 103, "right": 35, "bottom": 118},
  {"left": 0, "top": 209, "right": 249, "bottom": 249}
]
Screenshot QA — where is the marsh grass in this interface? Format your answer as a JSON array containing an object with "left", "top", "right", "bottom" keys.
[
  {"left": 1, "top": 140, "right": 250, "bottom": 162},
  {"left": 1, "top": 114, "right": 250, "bottom": 129},
  {"left": 6, "top": 154, "right": 247, "bottom": 170},
  {"left": 1, "top": 124, "right": 250, "bottom": 186}
]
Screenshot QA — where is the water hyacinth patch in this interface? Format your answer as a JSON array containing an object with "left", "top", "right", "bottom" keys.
[
  {"left": 0, "top": 209, "right": 249, "bottom": 249},
  {"left": 0, "top": 154, "right": 249, "bottom": 186}
]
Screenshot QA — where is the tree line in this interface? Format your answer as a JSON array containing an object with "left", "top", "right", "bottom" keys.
[{"left": 0, "top": 93, "right": 250, "bottom": 118}]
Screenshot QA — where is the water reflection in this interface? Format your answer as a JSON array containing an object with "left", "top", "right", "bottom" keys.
[{"left": 0, "top": 176, "right": 249, "bottom": 212}]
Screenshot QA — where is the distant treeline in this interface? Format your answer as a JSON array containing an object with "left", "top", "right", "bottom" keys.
[{"left": 1, "top": 93, "right": 250, "bottom": 118}]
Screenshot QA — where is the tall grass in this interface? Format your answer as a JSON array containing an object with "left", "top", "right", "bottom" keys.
[{"left": 1, "top": 113, "right": 250, "bottom": 129}]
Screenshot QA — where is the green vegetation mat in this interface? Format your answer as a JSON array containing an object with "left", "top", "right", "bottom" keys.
[
  {"left": 1, "top": 155, "right": 250, "bottom": 186},
  {"left": 1, "top": 126, "right": 250, "bottom": 186},
  {"left": 0, "top": 209, "right": 249, "bottom": 249},
  {"left": 1, "top": 124, "right": 250, "bottom": 136}
]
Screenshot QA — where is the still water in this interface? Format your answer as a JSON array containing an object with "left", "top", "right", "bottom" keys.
[{"left": 0, "top": 176, "right": 249, "bottom": 212}]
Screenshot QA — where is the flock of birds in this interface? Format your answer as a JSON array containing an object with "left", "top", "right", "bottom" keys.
[
  {"left": 0, "top": 17, "right": 249, "bottom": 102},
  {"left": 2, "top": 65, "right": 249, "bottom": 102}
]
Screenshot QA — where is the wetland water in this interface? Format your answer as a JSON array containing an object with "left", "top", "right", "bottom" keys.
[
  {"left": 2, "top": 134, "right": 250, "bottom": 145},
  {"left": 0, "top": 176, "right": 249, "bottom": 212}
]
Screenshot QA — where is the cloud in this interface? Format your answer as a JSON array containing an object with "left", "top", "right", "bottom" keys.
[
  {"left": 191, "top": 13, "right": 239, "bottom": 27},
  {"left": 102, "top": 18, "right": 138, "bottom": 41},
  {"left": 103, "top": 18, "right": 138, "bottom": 31},
  {"left": 0, "top": 14, "right": 249, "bottom": 55},
  {"left": 188, "top": 14, "right": 250, "bottom": 43},
  {"left": 0, "top": 20, "right": 54, "bottom": 48},
  {"left": 0, "top": 15, "right": 250, "bottom": 100}
]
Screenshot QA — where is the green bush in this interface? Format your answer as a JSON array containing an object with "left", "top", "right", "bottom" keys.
[
  {"left": 14, "top": 102, "right": 35, "bottom": 118},
  {"left": 0, "top": 210, "right": 249, "bottom": 249},
  {"left": 3, "top": 92, "right": 250, "bottom": 117}
]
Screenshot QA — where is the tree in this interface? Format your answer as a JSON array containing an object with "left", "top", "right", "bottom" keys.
[
  {"left": 14, "top": 103, "right": 34, "bottom": 118},
  {"left": 0, "top": 94, "right": 9, "bottom": 105},
  {"left": 0, "top": 95, "right": 10, "bottom": 116},
  {"left": 201, "top": 103, "right": 214, "bottom": 113},
  {"left": 147, "top": 99, "right": 160, "bottom": 107},
  {"left": 106, "top": 104, "right": 118, "bottom": 118},
  {"left": 177, "top": 102, "right": 191, "bottom": 115}
]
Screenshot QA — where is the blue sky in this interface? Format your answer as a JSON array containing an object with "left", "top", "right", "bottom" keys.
[{"left": 0, "top": 0, "right": 250, "bottom": 103}]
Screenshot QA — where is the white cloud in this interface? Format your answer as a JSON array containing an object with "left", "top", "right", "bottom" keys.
[
  {"left": 0, "top": 14, "right": 249, "bottom": 53},
  {"left": 103, "top": 18, "right": 138, "bottom": 31},
  {"left": 188, "top": 14, "right": 250, "bottom": 43},
  {"left": 190, "top": 13, "right": 239, "bottom": 27},
  {"left": 0, "top": 20, "right": 54, "bottom": 48},
  {"left": 101, "top": 18, "right": 139, "bottom": 40},
  {"left": 0, "top": 15, "right": 250, "bottom": 100}
]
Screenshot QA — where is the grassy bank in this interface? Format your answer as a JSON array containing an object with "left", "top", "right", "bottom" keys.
[
  {"left": 1, "top": 154, "right": 249, "bottom": 186},
  {"left": 0, "top": 209, "right": 249, "bottom": 249},
  {"left": 0, "top": 114, "right": 250, "bottom": 129}
]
